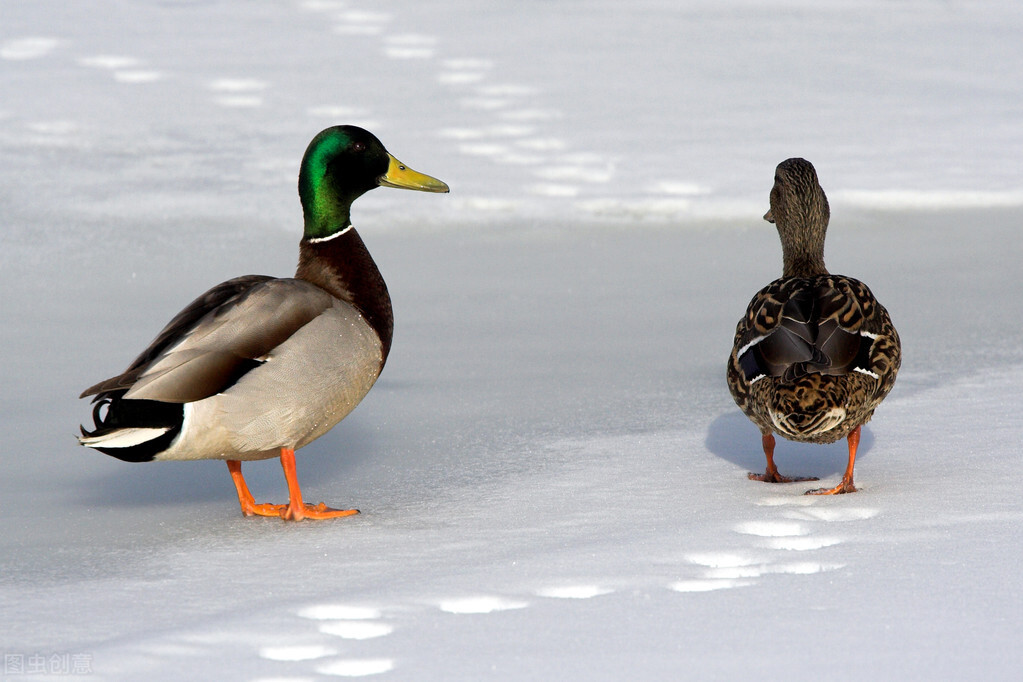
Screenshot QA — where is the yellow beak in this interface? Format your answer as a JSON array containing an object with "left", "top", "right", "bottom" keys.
[{"left": 378, "top": 154, "right": 449, "bottom": 193}]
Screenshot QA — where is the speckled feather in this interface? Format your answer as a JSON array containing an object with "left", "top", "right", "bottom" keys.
[
  {"left": 727, "top": 158, "right": 901, "bottom": 446},
  {"left": 727, "top": 273, "right": 901, "bottom": 443}
]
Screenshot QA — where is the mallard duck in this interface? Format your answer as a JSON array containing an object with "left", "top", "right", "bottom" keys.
[
  {"left": 79, "top": 125, "right": 448, "bottom": 519},
  {"left": 726, "top": 158, "right": 900, "bottom": 494}
]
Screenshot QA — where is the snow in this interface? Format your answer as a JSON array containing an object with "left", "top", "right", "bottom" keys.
[{"left": 1, "top": 0, "right": 1022, "bottom": 679}]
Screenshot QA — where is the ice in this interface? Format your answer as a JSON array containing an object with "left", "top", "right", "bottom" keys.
[{"left": 2, "top": 0, "right": 1022, "bottom": 680}]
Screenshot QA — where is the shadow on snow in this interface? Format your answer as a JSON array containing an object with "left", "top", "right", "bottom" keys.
[{"left": 704, "top": 410, "right": 875, "bottom": 481}]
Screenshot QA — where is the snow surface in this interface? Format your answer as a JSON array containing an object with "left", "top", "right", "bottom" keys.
[{"left": 2, "top": 0, "right": 1022, "bottom": 680}]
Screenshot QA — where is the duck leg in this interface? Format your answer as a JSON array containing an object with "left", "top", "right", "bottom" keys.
[
  {"left": 227, "top": 460, "right": 289, "bottom": 517},
  {"left": 748, "top": 432, "right": 819, "bottom": 484},
  {"left": 805, "top": 425, "right": 859, "bottom": 495},
  {"left": 277, "top": 447, "right": 360, "bottom": 521},
  {"left": 227, "top": 453, "right": 360, "bottom": 520}
]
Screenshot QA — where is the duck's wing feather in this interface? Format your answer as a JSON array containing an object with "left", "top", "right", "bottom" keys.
[
  {"left": 81, "top": 276, "right": 335, "bottom": 403},
  {"left": 733, "top": 275, "right": 898, "bottom": 384}
]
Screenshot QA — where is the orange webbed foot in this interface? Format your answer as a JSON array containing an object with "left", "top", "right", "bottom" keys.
[
  {"left": 277, "top": 448, "right": 359, "bottom": 521},
  {"left": 240, "top": 500, "right": 359, "bottom": 521},
  {"left": 281, "top": 503, "right": 360, "bottom": 521},
  {"left": 228, "top": 456, "right": 360, "bottom": 521},
  {"left": 748, "top": 471, "right": 820, "bottom": 484},
  {"left": 805, "top": 479, "right": 857, "bottom": 495},
  {"left": 750, "top": 433, "right": 820, "bottom": 485},
  {"left": 804, "top": 427, "right": 861, "bottom": 494},
  {"left": 241, "top": 502, "right": 289, "bottom": 518}
]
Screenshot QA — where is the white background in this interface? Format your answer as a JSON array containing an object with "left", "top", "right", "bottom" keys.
[{"left": 2, "top": 1, "right": 1021, "bottom": 679}]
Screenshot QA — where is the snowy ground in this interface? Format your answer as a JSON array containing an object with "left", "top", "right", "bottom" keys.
[{"left": 2, "top": 1, "right": 1022, "bottom": 680}]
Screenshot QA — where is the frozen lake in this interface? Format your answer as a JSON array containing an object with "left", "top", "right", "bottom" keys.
[{"left": 2, "top": 1, "right": 1021, "bottom": 679}]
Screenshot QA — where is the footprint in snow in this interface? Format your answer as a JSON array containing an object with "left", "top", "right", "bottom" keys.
[
  {"left": 332, "top": 11, "right": 392, "bottom": 36},
  {"left": 733, "top": 519, "right": 809, "bottom": 538},
  {"left": 208, "top": 78, "right": 268, "bottom": 108},
  {"left": 437, "top": 595, "right": 529, "bottom": 614},
  {"left": 669, "top": 493, "right": 879, "bottom": 594},
  {"left": 78, "top": 55, "right": 162, "bottom": 83},
  {"left": 383, "top": 34, "right": 436, "bottom": 60},
  {"left": 21, "top": 120, "right": 87, "bottom": 149},
  {"left": 259, "top": 644, "right": 339, "bottom": 661},
  {"left": 532, "top": 153, "right": 616, "bottom": 184},
  {"left": 0, "top": 37, "right": 61, "bottom": 61},
  {"left": 298, "top": 0, "right": 391, "bottom": 37},
  {"left": 670, "top": 578, "right": 756, "bottom": 593},
  {"left": 317, "top": 658, "right": 395, "bottom": 677},
  {"left": 528, "top": 183, "right": 580, "bottom": 198},
  {"left": 534, "top": 585, "right": 614, "bottom": 599},
  {"left": 762, "top": 535, "right": 843, "bottom": 551},
  {"left": 303, "top": 2, "right": 610, "bottom": 212},
  {"left": 670, "top": 547, "right": 846, "bottom": 594},
  {"left": 670, "top": 552, "right": 760, "bottom": 592},
  {"left": 780, "top": 506, "right": 879, "bottom": 522},
  {"left": 265, "top": 585, "right": 614, "bottom": 678},
  {"left": 459, "top": 83, "right": 536, "bottom": 113},
  {"left": 298, "top": 0, "right": 347, "bottom": 9},
  {"left": 298, "top": 604, "right": 394, "bottom": 639},
  {"left": 736, "top": 501, "right": 878, "bottom": 550},
  {"left": 254, "top": 603, "right": 397, "bottom": 677},
  {"left": 500, "top": 108, "right": 563, "bottom": 122},
  {"left": 437, "top": 583, "right": 614, "bottom": 614},
  {"left": 437, "top": 58, "right": 492, "bottom": 86}
]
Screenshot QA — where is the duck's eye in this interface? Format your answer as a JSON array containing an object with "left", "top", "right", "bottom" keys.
[{"left": 352, "top": 142, "right": 367, "bottom": 153}]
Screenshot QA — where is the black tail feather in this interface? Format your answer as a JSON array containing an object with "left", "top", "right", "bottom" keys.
[{"left": 79, "top": 390, "right": 184, "bottom": 463}]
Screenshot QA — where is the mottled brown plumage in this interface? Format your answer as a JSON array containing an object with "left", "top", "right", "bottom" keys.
[{"left": 727, "top": 158, "right": 901, "bottom": 494}]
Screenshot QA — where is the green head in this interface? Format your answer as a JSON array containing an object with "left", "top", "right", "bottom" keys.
[{"left": 298, "top": 125, "right": 449, "bottom": 240}]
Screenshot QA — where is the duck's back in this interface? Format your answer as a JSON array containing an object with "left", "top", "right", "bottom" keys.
[
  {"left": 154, "top": 278, "right": 385, "bottom": 461},
  {"left": 82, "top": 277, "right": 385, "bottom": 463},
  {"left": 728, "top": 273, "right": 900, "bottom": 442}
]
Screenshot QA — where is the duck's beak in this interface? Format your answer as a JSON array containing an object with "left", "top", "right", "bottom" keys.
[
  {"left": 378, "top": 154, "right": 449, "bottom": 193},
  {"left": 763, "top": 208, "right": 775, "bottom": 223}
]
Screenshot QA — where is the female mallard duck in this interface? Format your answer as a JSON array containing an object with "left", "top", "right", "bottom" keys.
[
  {"left": 79, "top": 125, "right": 448, "bottom": 520},
  {"left": 726, "top": 158, "right": 900, "bottom": 494}
]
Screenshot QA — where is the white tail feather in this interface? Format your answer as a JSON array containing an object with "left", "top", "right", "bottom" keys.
[
  {"left": 770, "top": 406, "right": 846, "bottom": 439},
  {"left": 79, "top": 427, "right": 171, "bottom": 448}
]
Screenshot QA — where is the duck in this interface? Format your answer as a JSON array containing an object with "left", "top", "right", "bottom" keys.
[
  {"left": 79, "top": 125, "right": 449, "bottom": 520},
  {"left": 726, "top": 158, "right": 900, "bottom": 494}
]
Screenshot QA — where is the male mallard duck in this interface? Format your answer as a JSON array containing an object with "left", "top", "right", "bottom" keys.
[
  {"left": 726, "top": 158, "right": 900, "bottom": 494},
  {"left": 79, "top": 125, "right": 448, "bottom": 519}
]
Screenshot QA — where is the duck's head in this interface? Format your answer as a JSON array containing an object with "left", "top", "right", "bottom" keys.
[
  {"left": 299, "top": 125, "right": 449, "bottom": 240},
  {"left": 764, "top": 157, "right": 830, "bottom": 277}
]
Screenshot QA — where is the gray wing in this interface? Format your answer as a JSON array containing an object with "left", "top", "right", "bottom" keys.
[
  {"left": 81, "top": 275, "right": 273, "bottom": 398},
  {"left": 81, "top": 277, "right": 335, "bottom": 403}
]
